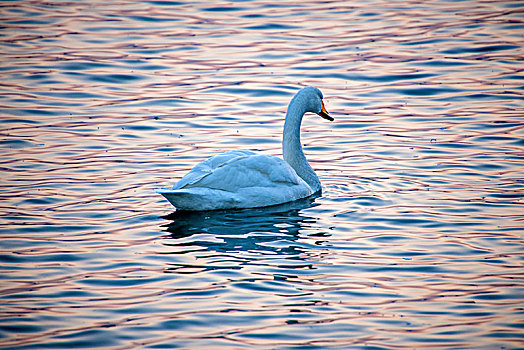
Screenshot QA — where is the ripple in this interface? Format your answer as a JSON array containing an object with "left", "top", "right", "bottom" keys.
[
  {"left": 441, "top": 44, "right": 520, "bottom": 55},
  {"left": 0, "top": 0, "right": 523, "bottom": 349}
]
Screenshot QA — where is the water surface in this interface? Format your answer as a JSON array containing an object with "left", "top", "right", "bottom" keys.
[{"left": 1, "top": 0, "right": 523, "bottom": 349}]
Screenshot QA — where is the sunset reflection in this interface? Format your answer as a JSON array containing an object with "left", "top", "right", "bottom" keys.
[{"left": 0, "top": 0, "right": 522, "bottom": 349}]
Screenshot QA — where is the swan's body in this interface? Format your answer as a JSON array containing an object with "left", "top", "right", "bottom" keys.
[{"left": 158, "top": 86, "right": 333, "bottom": 211}]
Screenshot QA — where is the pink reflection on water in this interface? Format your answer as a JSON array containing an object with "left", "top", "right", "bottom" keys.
[{"left": 0, "top": 0, "right": 523, "bottom": 349}]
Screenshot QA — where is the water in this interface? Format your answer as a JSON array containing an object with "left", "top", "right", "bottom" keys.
[{"left": 1, "top": 0, "right": 523, "bottom": 349}]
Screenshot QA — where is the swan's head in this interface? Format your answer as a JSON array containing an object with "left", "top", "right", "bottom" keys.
[{"left": 294, "top": 86, "right": 334, "bottom": 121}]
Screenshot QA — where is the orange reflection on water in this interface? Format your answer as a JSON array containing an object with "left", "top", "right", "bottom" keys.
[{"left": 0, "top": 0, "right": 523, "bottom": 349}]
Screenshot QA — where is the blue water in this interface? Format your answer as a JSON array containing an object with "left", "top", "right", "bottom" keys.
[{"left": 1, "top": 0, "right": 523, "bottom": 349}]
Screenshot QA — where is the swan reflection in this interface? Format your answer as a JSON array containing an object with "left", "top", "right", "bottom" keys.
[{"left": 160, "top": 196, "right": 325, "bottom": 256}]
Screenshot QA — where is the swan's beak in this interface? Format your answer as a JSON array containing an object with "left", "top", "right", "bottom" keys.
[{"left": 318, "top": 100, "right": 334, "bottom": 121}]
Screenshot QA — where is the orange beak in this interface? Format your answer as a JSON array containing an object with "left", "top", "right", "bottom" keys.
[{"left": 318, "top": 100, "right": 333, "bottom": 121}]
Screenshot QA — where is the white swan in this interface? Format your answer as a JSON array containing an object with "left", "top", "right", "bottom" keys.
[{"left": 158, "top": 86, "right": 333, "bottom": 211}]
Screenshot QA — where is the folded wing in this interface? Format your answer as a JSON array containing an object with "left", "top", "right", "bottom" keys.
[{"left": 159, "top": 150, "right": 313, "bottom": 210}]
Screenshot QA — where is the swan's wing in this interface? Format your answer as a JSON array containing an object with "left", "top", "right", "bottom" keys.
[
  {"left": 174, "top": 150, "right": 306, "bottom": 192},
  {"left": 173, "top": 150, "right": 256, "bottom": 190}
]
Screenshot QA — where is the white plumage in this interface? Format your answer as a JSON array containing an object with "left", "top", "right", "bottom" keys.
[{"left": 158, "top": 86, "right": 333, "bottom": 211}]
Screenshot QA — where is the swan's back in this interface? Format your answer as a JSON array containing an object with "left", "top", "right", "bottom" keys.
[
  {"left": 158, "top": 150, "right": 313, "bottom": 211},
  {"left": 172, "top": 150, "right": 254, "bottom": 190}
]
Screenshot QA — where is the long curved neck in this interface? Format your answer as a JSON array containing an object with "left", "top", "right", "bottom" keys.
[{"left": 282, "top": 98, "right": 321, "bottom": 193}]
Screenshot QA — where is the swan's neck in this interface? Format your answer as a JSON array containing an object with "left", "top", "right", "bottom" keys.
[{"left": 282, "top": 100, "right": 321, "bottom": 193}]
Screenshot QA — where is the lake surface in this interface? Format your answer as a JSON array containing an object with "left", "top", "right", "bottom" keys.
[{"left": 1, "top": 0, "right": 523, "bottom": 349}]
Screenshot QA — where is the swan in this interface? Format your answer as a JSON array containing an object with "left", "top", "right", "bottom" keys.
[{"left": 157, "top": 86, "right": 333, "bottom": 211}]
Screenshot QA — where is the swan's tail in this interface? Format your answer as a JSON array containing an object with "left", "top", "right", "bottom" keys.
[
  {"left": 156, "top": 188, "right": 239, "bottom": 211},
  {"left": 156, "top": 189, "right": 207, "bottom": 211}
]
